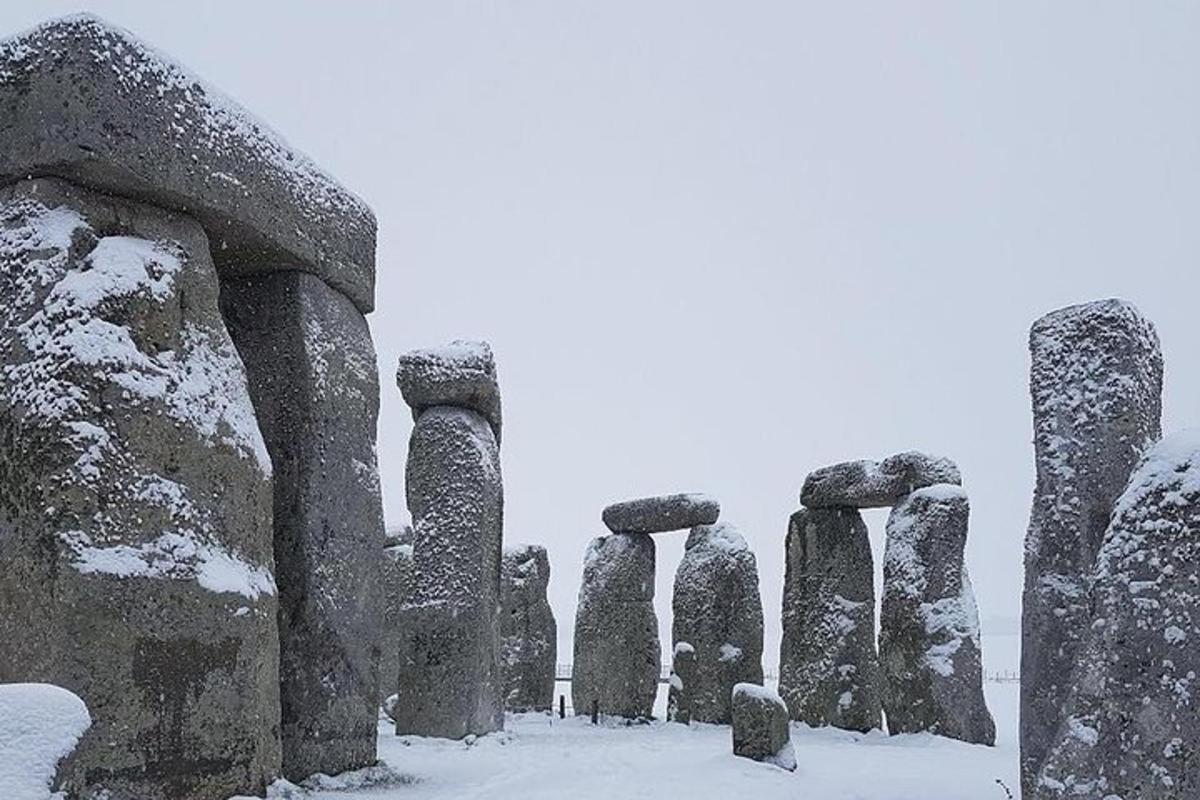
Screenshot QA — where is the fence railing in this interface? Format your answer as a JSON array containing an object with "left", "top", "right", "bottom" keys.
[{"left": 554, "top": 664, "right": 1021, "bottom": 684}]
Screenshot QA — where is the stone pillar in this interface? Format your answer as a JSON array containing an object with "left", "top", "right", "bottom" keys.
[
  {"left": 380, "top": 525, "right": 416, "bottom": 706},
  {"left": 778, "top": 507, "right": 882, "bottom": 732},
  {"left": 879, "top": 485, "right": 994, "bottom": 744},
  {"left": 1021, "top": 299, "right": 1162, "bottom": 793},
  {"left": 499, "top": 544, "right": 557, "bottom": 712},
  {"left": 670, "top": 522, "right": 764, "bottom": 724},
  {"left": 0, "top": 178, "right": 280, "bottom": 800}
]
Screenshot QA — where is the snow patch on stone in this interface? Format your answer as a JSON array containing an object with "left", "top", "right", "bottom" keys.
[{"left": 0, "top": 683, "right": 91, "bottom": 799}]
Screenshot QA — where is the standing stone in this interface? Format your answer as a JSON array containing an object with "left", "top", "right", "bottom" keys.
[
  {"left": 666, "top": 642, "right": 696, "bottom": 724},
  {"left": 0, "top": 178, "right": 280, "bottom": 799},
  {"left": 221, "top": 270, "right": 384, "bottom": 779},
  {"left": 778, "top": 508, "right": 882, "bottom": 732},
  {"left": 670, "top": 522, "right": 764, "bottom": 724},
  {"left": 379, "top": 525, "right": 416, "bottom": 706},
  {"left": 499, "top": 544, "right": 557, "bottom": 713},
  {"left": 572, "top": 533, "right": 660, "bottom": 719},
  {"left": 1021, "top": 299, "right": 1162, "bottom": 793},
  {"left": 800, "top": 452, "right": 960, "bottom": 509},
  {"left": 394, "top": 342, "right": 504, "bottom": 738},
  {"left": 1032, "top": 432, "right": 1200, "bottom": 799},
  {"left": 879, "top": 485, "right": 994, "bottom": 744},
  {"left": 730, "top": 684, "right": 797, "bottom": 772}
]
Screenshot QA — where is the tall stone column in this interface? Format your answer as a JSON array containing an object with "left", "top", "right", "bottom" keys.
[{"left": 500, "top": 544, "right": 557, "bottom": 712}]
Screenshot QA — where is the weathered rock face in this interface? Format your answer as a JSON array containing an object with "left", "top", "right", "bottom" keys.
[
  {"left": 379, "top": 525, "right": 416, "bottom": 705},
  {"left": 879, "top": 485, "right": 994, "bottom": 745},
  {"left": 1020, "top": 299, "right": 1162, "bottom": 793},
  {"left": 778, "top": 508, "right": 882, "bottom": 732},
  {"left": 666, "top": 642, "right": 696, "bottom": 724},
  {"left": 396, "top": 341, "right": 501, "bottom": 441},
  {"left": 1031, "top": 432, "right": 1200, "bottom": 800},
  {"left": 572, "top": 533, "right": 660, "bottom": 719},
  {"left": 0, "top": 178, "right": 280, "bottom": 800},
  {"left": 222, "top": 270, "right": 384, "bottom": 779},
  {"left": 670, "top": 522, "right": 764, "bottom": 724},
  {"left": 500, "top": 544, "right": 557, "bottom": 713},
  {"left": 602, "top": 493, "right": 720, "bottom": 534},
  {"left": 800, "top": 452, "right": 960, "bottom": 509},
  {"left": 730, "top": 684, "right": 796, "bottom": 772}
]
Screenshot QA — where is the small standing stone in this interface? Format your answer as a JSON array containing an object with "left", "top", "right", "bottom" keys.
[
  {"left": 731, "top": 683, "right": 797, "bottom": 772},
  {"left": 667, "top": 642, "right": 696, "bottom": 724},
  {"left": 602, "top": 493, "right": 720, "bottom": 534},
  {"left": 800, "top": 452, "right": 960, "bottom": 509},
  {"left": 379, "top": 525, "right": 416, "bottom": 705},
  {"left": 499, "top": 544, "right": 557, "bottom": 713}
]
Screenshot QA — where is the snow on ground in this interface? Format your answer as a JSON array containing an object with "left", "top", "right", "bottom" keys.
[{"left": 0, "top": 683, "right": 90, "bottom": 799}]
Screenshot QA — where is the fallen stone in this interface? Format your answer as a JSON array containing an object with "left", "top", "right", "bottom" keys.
[
  {"left": 1020, "top": 298, "right": 1162, "bottom": 794},
  {"left": 601, "top": 493, "right": 720, "bottom": 535},
  {"left": 670, "top": 522, "right": 764, "bottom": 723},
  {"left": 666, "top": 642, "right": 696, "bottom": 724},
  {"left": 0, "top": 177, "right": 281, "bottom": 799},
  {"left": 800, "top": 452, "right": 960, "bottom": 509},
  {"left": 396, "top": 340, "right": 501, "bottom": 441},
  {"left": 1032, "top": 431, "right": 1200, "bottom": 799},
  {"left": 499, "top": 544, "right": 557, "bottom": 713},
  {"left": 731, "top": 683, "right": 796, "bottom": 771},
  {"left": 778, "top": 508, "right": 882, "bottom": 732},
  {"left": 379, "top": 526, "right": 416, "bottom": 705},
  {"left": 879, "top": 485, "right": 994, "bottom": 745}
]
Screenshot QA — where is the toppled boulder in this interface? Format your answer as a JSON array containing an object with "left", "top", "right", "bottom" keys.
[
  {"left": 396, "top": 340, "right": 501, "bottom": 441},
  {"left": 500, "top": 544, "right": 557, "bottom": 713},
  {"left": 731, "top": 683, "right": 796, "bottom": 771},
  {"left": 1021, "top": 299, "right": 1162, "bottom": 793},
  {"left": 778, "top": 508, "right": 882, "bottom": 732},
  {"left": 601, "top": 493, "right": 720, "bottom": 534},
  {"left": 670, "top": 522, "right": 764, "bottom": 723},
  {"left": 1032, "top": 431, "right": 1200, "bottom": 799},
  {"left": 879, "top": 485, "right": 994, "bottom": 745},
  {"left": 0, "top": 683, "right": 91, "bottom": 799},
  {"left": 800, "top": 452, "right": 960, "bottom": 509},
  {"left": 379, "top": 525, "right": 416, "bottom": 705},
  {"left": 572, "top": 533, "right": 660, "bottom": 719}
]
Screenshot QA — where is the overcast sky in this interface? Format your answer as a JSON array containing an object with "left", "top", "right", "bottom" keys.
[{"left": 4, "top": 1, "right": 1198, "bottom": 674}]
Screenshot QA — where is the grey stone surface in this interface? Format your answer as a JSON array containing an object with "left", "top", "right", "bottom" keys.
[
  {"left": 879, "top": 485, "right": 994, "bottom": 745},
  {"left": 0, "top": 177, "right": 280, "bottom": 799},
  {"left": 396, "top": 340, "right": 501, "bottom": 441},
  {"left": 1020, "top": 299, "right": 1162, "bottom": 794},
  {"left": 666, "top": 642, "right": 696, "bottom": 724},
  {"left": 379, "top": 525, "right": 415, "bottom": 705},
  {"left": 1031, "top": 432, "right": 1200, "bottom": 799},
  {"left": 730, "top": 683, "right": 796, "bottom": 771},
  {"left": 499, "top": 544, "right": 556, "bottom": 713},
  {"left": 601, "top": 493, "right": 720, "bottom": 535},
  {"left": 394, "top": 405, "right": 504, "bottom": 739},
  {"left": 670, "top": 522, "right": 764, "bottom": 724},
  {"left": 0, "top": 14, "right": 377, "bottom": 312},
  {"left": 221, "top": 270, "right": 384, "bottom": 780},
  {"left": 800, "top": 452, "right": 960, "bottom": 509},
  {"left": 778, "top": 508, "right": 882, "bottom": 732},
  {"left": 572, "top": 533, "right": 660, "bottom": 719}
]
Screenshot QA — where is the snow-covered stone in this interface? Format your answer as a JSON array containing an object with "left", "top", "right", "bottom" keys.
[
  {"left": 0, "top": 683, "right": 91, "bottom": 799},
  {"left": 778, "top": 508, "right": 882, "bottom": 732},
  {"left": 379, "top": 525, "right": 416, "bottom": 705},
  {"left": 1020, "top": 298, "right": 1162, "bottom": 793},
  {"left": 0, "top": 178, "right": 281, "bottom": 799},
  {"left": 1032, "top": 431, "right": 1200, "bottom": 799},
  {"left": 670, "top": 523, "right": 764, "bottom": 723},
  {"left": 800, "top": 452, "right": 960, "bottom": 509},
  {"left": 572, "top": 533, "right": 660, "bottom": 719},
  {"left": 223, "top": 270, "right": 385, "bottom": 779},
  {"left": 880, "top": 485, "right": 994, "bottom": 745},
  {"left": 0, "top": 14, "right": 377, "bottom": 311},
  {"left": 667, "top": 642, "right": 696, "bottom": 724},
  {"left": 396, "top": 340, "right": 501, "bottom": 441},
  {"left": 602, "top": 493, "right": 720, "bottom": 535},
  {"left": 500, "top": 544, "right": 557, "bottom": 713},
  {"left": 730, "top": 683, "right": 797, "bottom": 772}
]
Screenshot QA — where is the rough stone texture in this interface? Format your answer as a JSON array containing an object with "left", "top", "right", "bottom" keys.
[
  {"left": 221, "top": 270, "right": 384, "bottom": 780},
  {"left": 879, "top": 485, "right": 994, "bottom": 745},
  {"left": 666, "top": 642, "right": 696, "bottom": 724},
  {"left": 572, "top": 533, "right": 660, "bottom": 719},
  {"left": 800, "top": 452, "right": 961, "bottom": 509},
  {"left": 0, "top": 14, "right": 377, "bottom": 312},
  {"left": 0, "top": 177, "right": 280, "bottom": 799},
  {"left": 379, "top": 525, "right": 415, "bottom": 705},
  {"left": 394, "top": 403, "right": 504, "bottom": 739},
  {"left": 499, "top": 544, "right": 556, "bottom": 713},
  {"left": 1031, "top": 432, "right": 1200, "bottom": 800},
  {"left": 395, "top": 340, "right": 501, "bottom": 441},
  {"left": 601, "top": 493, "right": 720, "bottom": 535},
  {"left": 1020, "top": 299, "right": 1162, "bottom": 794},
  {"left": 730, "top": 683, "right": 796, "bottom": 771},
  {"left": 670, "top": 522, "right": 764, "bottom": 724},
  {"left": 778, "top": 508, "right": 882, "bottom": 732}
]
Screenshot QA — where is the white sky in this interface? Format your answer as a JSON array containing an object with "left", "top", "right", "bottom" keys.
[{"left": 4, "top": 2, "right": 1198, "bottom": 673}]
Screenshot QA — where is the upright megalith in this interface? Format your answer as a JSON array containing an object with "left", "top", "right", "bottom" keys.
[
  {"left": 1032, "top": 431, "right": 1200, "bottom": 799},
  {"left": 670, "top": 522, "right": 765, "bottom": 724},
  {"left": 800, "top": 452, "right": 960, "bottom": 510},
  {"left": 778, "top": 508, "right": 882, "bottom": 732},
  {"left": 731, "top": 683, "right": 797, "bottom": 772},
  {"left": 879, "top": 485, "right": 994, "bottom": 745},
  {"left": 0, "top": 178, "right": 280, "bottom": 799},
  {"left": 394, "top": 342, "right": 505, "bottom": 738},
  {"left": 500, "top": 544, "right": 557, "bottom": 713},
  {"left": 1021, "top": 299, "right": 1162, "bottom": 792},
  {"left": 379, "top": 525, "right": 416, "bottom": 705},
  {"left": 572, "top": 533, "right": 660, "bottom": 719}
]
